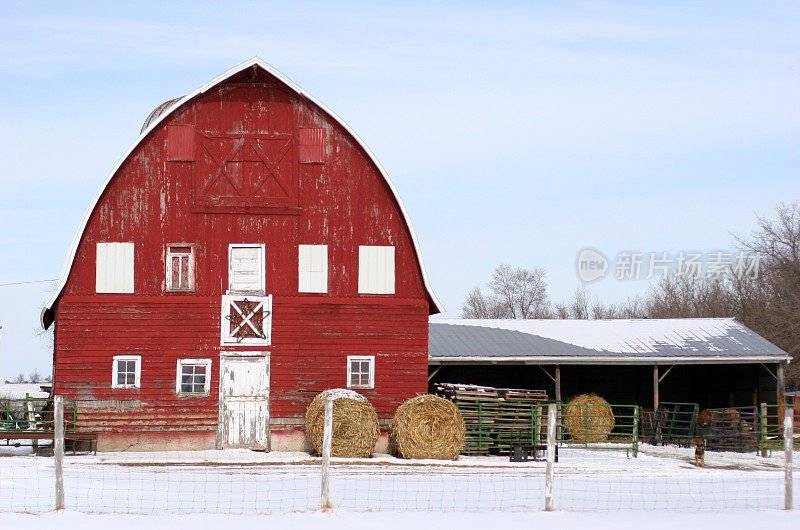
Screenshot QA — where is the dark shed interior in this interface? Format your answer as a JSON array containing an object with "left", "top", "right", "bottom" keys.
[{"left": 429, "top": 363, "right": 779, "bottom": 409}]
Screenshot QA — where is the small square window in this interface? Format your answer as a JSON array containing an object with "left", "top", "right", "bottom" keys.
[
  {"left": 112, "top": 355, "right": 141, "bottom": 389},
  {"left": 347, "top": 356, "right": 374, "bottom": 389},
  {"left": 176, "top": 359, "right": 212, "bottom": 395},
  {"left": 167, "top": 245, "right": 195, "bottom": 291}
]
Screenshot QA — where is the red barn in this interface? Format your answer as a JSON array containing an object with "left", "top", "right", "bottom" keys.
[{"left": 40, "top": 57, "right": 442, "bottom": 451}]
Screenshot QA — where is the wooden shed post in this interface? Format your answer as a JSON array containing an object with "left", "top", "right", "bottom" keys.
[
  {"left": 752, "top": 364, "right": 759, "bottom": 408},
  {"left": 554, "top": 365, "right": 562, "bottom": 404},
  {"left": 653, "top": 365, "right": 659, "bottom": 411},
  {"left": 777, "top": 362, "right": 786, "bottom": 406}
]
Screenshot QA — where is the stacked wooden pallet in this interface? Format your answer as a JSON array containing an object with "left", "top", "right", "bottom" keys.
[{"left": 434, "top": 383, "right": 549, "bottom": 455}]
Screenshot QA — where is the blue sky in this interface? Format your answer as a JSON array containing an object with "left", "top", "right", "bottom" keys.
[{"left": 0, "top": 1, "right": 798, "bottom": 376}]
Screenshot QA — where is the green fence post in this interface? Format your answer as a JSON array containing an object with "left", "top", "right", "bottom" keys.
[
  {"left": 584, "top": 404, "right": 589, "bottom": 446},
  {"left": 633, "top": 406, "right": 639, "bottom": 457},
  {"left": 687, "top": 404, "right": 699, "bottom": 448},
  {"left": 478, "top": 402, "right": 483, "bottom": 453},
  {"left": 760, "top": 402, "right": 768, "bottom": 457}
]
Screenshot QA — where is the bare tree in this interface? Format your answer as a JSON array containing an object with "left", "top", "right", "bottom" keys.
[
  {"left": 461, "top": 265, "right": 552, "bottom": 319},
  {"left": 553, "top": 302, "right": 570, "bottom": 319},
  {"left": 461, "top": 286, "right": 503, "bottom": 319},
  {"left": 569, "top": 286, "right": 590, "bottom": 319},
  {"left": 612, "top": 297, "right": 647, "bottom": 319},
  {"left": 488, "top": 265, "right": 551, "bottom": 318},
  {"left": 733, "top": 202, "right": 800, "bottom": 387},
  {"left": 643, "top": 274, "right": 737, "bottom": 319},
  {"left": 554, "top": 286, "right": 590, "bottom": 319},
  {"left": 13, "top": 373, "right": 25, "bottom": 384},
  {"left": 631, "top": 202, "right": 800, "bottom": 387},
  {"left": 29, "top": 370, "right": 41, "bottom": 384}
]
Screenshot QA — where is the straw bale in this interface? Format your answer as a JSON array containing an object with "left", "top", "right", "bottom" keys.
[
  {"left": 563, "top": 393, "right": 615, "bottom": 442},
  {"left": 389, "top": 395, "right": 465, "bottom": 460},
  {"left": 304, "top": 388, "right": 379, "bottom": 458}
]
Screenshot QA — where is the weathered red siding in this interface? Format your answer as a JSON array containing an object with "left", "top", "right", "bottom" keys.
[{"left": 51, "top": 65, "right": 433, "bottom": 450}]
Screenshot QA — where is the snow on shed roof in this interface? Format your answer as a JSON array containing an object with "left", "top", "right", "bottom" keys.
[
  {"left": 429, "top": 318, "right": 790, "bottom": 365},
  {"left": 41, "top": 57, "right": 443, "bottom": 328}
]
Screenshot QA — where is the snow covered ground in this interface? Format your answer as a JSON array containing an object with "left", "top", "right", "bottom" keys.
[
  {"left": 0, "top": 382, "right": 49, "bottom": 398},
  {"left": 1, "top": 444, "right": 797, "bottom": 515},
  {"left": 2, "top": 510, "right": 800, "bottom": 530}
]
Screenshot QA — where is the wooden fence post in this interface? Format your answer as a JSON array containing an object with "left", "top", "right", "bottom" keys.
[
  {"left": 784, "top": 407, "right": 793, "bottom": 511},
  {"left": 54, "top": 395, "right": 65, "bottom": 511},
  {"left": 321, "top": 397, "right": 333, "bottom": 511},
  {"left": 545, "top": 403, "right": 557, "bottom": 511},
  {"left": 26, "top": 393, "right": 38, "bottom": 452}
]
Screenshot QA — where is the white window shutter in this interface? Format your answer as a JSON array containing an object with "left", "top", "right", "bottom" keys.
[
  {"left": 229, "top": 245, "right": 265, "bottom": 293},
  {"left": 358, "top": 246, "right": 395, "bottom": 294},
  {"left": 121, "top": 242, "right": 134, "bottom": 293},
  {"left": 299, "top": 245, "right": 328, "bottom": 293},
  {"left": 96, "top": 242, "right": 134, "bottom": 293}
]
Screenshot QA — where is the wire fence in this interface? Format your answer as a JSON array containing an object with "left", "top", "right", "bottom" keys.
[{"left": 0, "top": 397, "right": 797, "bottom": 514}]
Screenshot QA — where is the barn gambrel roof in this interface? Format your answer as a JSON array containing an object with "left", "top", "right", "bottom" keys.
[{"left": 41, "top": 57, "right": 443, "bottom": 328}]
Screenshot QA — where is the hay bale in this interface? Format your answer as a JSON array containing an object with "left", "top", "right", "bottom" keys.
[
  {"left": 304, "top": 388, "right": 379, "bottom": 458},
  {"left": 389, "top": 395, "right": 465, "bottom": 460},
  {"left": 563, "top": 393, "right": 615, "bottom": 442}
]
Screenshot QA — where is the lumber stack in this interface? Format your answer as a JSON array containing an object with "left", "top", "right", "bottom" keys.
[{"left": 434, "top": 383, "right": 548, "bottom": 455}]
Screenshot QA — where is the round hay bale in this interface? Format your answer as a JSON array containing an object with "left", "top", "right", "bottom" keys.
[
  {"left": 563, "top": 393, "right": 615, "bottom": 442},
  {"left": 389, "top": 395, "right": 465, "bottom": 460},
  {"left": 304, "top": 388, "right": 379, "bottom": 458}
]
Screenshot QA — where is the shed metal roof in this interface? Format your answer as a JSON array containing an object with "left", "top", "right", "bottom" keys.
[{"left": 429, "top": 318, "right": 790, "bottom": 365}]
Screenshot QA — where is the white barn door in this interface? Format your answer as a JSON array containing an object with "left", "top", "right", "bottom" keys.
[{"left": 219, "top": 355, "right": 270, "bottom": 449}]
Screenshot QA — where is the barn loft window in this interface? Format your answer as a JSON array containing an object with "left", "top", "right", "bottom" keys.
[
  {"left": 220, "top": 295, "right": 273, "bottom": 346},
  {"left": 176, "top": 359, "right": 212, "bottom": 395},
  {"left": 299, "top": 128, "right": 325, "bottom": 163},
  {"left": 347, "top": 356, "right": 375, "bottom": 389},
  {"left": 358, "top": 245, "right": 395, "bottom": 295},
  {"left": 112, "top": 355, "right": 141, "bottom": 389},
  {"left": 166, "top": 245, "right": 195, "bottom": 292},
  {"left": 193, "top": 130, "right": 300, "bottom": 214},
  {"left": 228, "top": 244, "right": 265, "bottom": 294},
  {"left": 298, "top": 244, "right": 328, "bottom": 293},
  {"left": 96, "top": 242, "right": 135, "bottom": 294}
]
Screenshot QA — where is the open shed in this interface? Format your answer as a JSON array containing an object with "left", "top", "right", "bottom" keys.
[{"left": 428, "top": 318, "right": 792, "bottom": 410}]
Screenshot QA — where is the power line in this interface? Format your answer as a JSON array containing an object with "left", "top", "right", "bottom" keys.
[{"left": 0, "top": 279, "right": 58, "bottom": 287}]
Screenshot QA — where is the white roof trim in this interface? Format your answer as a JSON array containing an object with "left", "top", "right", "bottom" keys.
[
  {"left": 429, "top": 356, "right": 789, "bottom": 365},
  {"left": 42, "top": 57, "right": 443, "bottom": 327}
]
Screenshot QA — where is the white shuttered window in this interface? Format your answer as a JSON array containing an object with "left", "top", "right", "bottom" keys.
[
  {"left": 96, "top": 242, "right": 135, "bottom": 293},
  {"left": 358, "top": 245, "right": 395, "bottom": 294},
  {"left": 298, "top": 244, "right": 328, "bottom": 293},
  {"left": 228, "top": 244, "right": 265, "bottom": 294}
]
